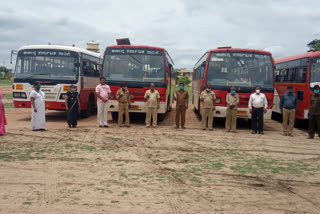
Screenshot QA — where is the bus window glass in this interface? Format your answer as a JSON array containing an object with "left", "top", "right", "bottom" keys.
[{"left": 207, "top": 52, "right": 273, "bottom": 88}]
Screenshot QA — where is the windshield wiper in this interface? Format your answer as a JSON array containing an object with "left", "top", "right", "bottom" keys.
[
  {"left": 226, "top": 49, "right": 248, "bottom": 74},
  {"left": 128, "top": 55, "right": 142, "bottom": 65}
]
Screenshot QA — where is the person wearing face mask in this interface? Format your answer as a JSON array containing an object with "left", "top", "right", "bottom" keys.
[
  {"left": 144, "top": 83, "right": 160, "bottom": 128},
  {"left": 116, "top": 82, "right": 131, "bottom": 127},
  {"left": 174, "top": 82, "right": 189, "bottom": 129},
  {"left": 65, "top": 85, "right": 80, "bottom": 128},
  {"left": 200, "top": 83, "right": 216, "bottom": 130},
  {"left": 307, "top": 85, "right": 320, "bottom": 139},
  {"left": 95, "top": 77, "right": 111, "bottom": 128},
  {"left": 280, "top": 86, "right": 297, "bottom": 136},
  {"left": 30, "top": 82, "right": 46, "bottom": 131},
  {"left": 248, "top": 86, "right": 268, "bottom": 134},
  {"left": 225, "top": 86, "right": 239, "bottom": 132}
]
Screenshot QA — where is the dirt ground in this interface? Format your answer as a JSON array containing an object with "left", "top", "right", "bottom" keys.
[{"left": 1, "top": 87, "right": 320, "bottom": 214}]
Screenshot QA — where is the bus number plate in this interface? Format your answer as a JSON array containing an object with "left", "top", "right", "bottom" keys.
[
  {"left": 130, "top": 105, "right": 140, "bottom": 110},
  {"left": 237, "top": 110, "right": 247, "bottom": 115}
]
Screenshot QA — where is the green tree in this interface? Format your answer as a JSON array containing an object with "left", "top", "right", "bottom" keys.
[
  {"left": 178, "top": 76, "right": 191, "bottom": 86},
  {"left": 307, "top": 39, "right": 320, "bottom": 51},
  {"left": 0, "top": 66, "right": 12, "bottom": 75}
]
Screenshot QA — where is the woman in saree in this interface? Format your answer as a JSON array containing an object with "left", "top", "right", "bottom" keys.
[{"left": 0, "top": 90, "right": 7, "bottom": 135}]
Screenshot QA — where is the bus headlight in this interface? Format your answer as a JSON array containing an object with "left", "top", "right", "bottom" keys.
[
  {"left": 13, "top": 92, "right": 27, "bottom": 99},
  {"left": 216, "top": 98, "right": 221, "bottom": 104}
]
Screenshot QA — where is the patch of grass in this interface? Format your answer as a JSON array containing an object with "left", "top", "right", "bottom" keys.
[
  {"left": 23, "top": 201, "right": 32, "bottom": 205},
  {"left": 75, "top": 189, "right": 81, "bottom": 192},
  {"left": 119, "top": 171, "right": 128, "bottom": 178},
  {"left": 230, "top": 157, "right": 317, "bottom": 176},
  {"left": 202, "top": 161, "right": 225, "bottom": 171},
  {"left": 119, "top": 191, "right": 128, "bottom": 196},
  {"left": 79, "top": 145, "right": 96, "bottom": 152},
  {"left": 2, "top": 93, "right": 13, "bottom": 100},
  {"left": 3, "top": 103, "right": 13, "bottom": 108},
  {"left": 96, "top": 203, "right": 104, "bottom": 206},
  {"left": 0, "top": 80, "right": 13, "bottom": 86},
  {"left": 110, "top": 137, "right": 122, "bottom": 142}
]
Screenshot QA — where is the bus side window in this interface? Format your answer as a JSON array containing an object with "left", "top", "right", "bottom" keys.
[
  {"left": 295, "top": 67, "right": 307, "bottom": 83},
  {"left": 83, "top": 61, "right": 89, "bottom": 75}
]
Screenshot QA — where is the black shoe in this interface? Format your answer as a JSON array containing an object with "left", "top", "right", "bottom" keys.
[
  {"left": 251, "top": 131, "right": 257, "bottom": 134},
  {"left": 99, "top": 125, "right": 103, "bottom": 128},
  {"left": 259, "top": 132, "right": 264, "bottom": 135},
  {"left": 104, "top": 125, "right": 109, "bottom": 128}
]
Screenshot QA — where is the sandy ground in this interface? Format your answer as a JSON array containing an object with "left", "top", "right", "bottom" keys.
[{"left": 0, "top": 87, "right": 320, "bottom": 214}]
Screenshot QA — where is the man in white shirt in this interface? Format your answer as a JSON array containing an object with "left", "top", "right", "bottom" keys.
[{"left": 248, "top": 86, "right": 268, "bottom": 134}]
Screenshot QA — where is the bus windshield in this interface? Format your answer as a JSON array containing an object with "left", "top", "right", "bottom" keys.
[
  {"left": 310, "top": 57, "right": 320, "bottom": 86},
  {"left": 103, "top": 48, "right": 165, "bottom": 83},
  {"left": 14, "top": 49, "right": 79, "bottom": 81},
  {"left": 207, "top": 52, "right": 273, "bottom": 88}
]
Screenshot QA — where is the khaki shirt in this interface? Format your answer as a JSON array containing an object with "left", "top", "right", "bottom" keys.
[
  {"left": 144, "top": 89, "right": 160, "bottom": 108},
  {"left": 175, "top": 90, "right": 189, "bottom": 107},
  {"left": 226, "top": 93, "right": 239, "bottom": 109},
  {"left": 116, "top": 88, "right": 130, "bottom": 104},
  {"left": 309, "top": 94, "right": 320, "bottom": 115},
  {"left": 200, "top": 90, "right": 216, "bottom": 109}
]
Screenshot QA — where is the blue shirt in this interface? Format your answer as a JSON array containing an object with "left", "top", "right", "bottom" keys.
[{"left": 280, "top": 92, "right": 298, "bottom": 110}]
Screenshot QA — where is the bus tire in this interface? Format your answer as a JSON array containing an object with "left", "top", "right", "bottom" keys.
[
  {"left": 167, "top": 96, "right": 172, "bottom": 112},
  {"left": 158, "top": 113, "right": 166, "bottom": 121},
  {"left": 111, "top": 112, "right": 118, "bottom": 121}
]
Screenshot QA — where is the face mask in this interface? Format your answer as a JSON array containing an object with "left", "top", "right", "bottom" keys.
[
  {"left": 288, "top": 91, "right": 293, "bottom": 95},
  {"left": 71, "top": 88, "right": 76, "bottom": 92},
  {"left": 314, "top": 90, "right": 320, "bottom": 94},
  {"left": 179, "top": 86, "right": 184, "bottom": 90},
  {"left": 35, "top": 85, "right": 40, "bottom": 90},
  {"left": 206, "top": 88, "right": 211, "bottom": 92},
  {"left": 231, "top": 90, "right": 236, "bottom": 95},
  {"left": 122, "top": 87, "right": 127, "bottom": 90},
  {"left": 256, "top": 90, "right": 260, "bottom": 94}
]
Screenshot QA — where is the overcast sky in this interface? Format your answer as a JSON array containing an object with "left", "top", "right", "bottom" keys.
[{"left": 1, "top": 0, "right": 320, "bottom": 70}]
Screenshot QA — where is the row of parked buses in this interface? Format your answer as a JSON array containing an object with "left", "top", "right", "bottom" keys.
[{"left": 10, "top": 39, "right": 320, "bottom": 122}]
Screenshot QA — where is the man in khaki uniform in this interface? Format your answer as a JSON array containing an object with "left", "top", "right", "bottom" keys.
[
  {"left": 200, "top": 84, "right": 216, "bottom": 130},
  {"left": 175, "top": 83, "right": 189, "bottom": 129},
  {"left": 225, "top": 86, "right": 239, "bottom": 132},
  {"left": 144, "top": 83, "right": 160, "bottom": 128},
  {"left": 116, "top": 82, "right": 131, "bottom": 127}
]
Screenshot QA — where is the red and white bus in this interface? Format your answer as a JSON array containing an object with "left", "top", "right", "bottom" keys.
[
  {"left": 12, "top": 45, "right": 102, "bottom": 116},
  {"left": 192, "top": 47, "right": 274, "bottom": 119},
  {"left": 101, "top": 40, "right": 175, "bottom": 120},
  {"left": 273, "top": 51, "right": 320, "bottom": 120}
]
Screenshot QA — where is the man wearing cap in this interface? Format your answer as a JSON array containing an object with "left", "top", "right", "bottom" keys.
[
  {"left": 225, "top": 86, "right": 239, "bottom": 132},
  {"left": 308, "top": 85, "right": 320, "bottom": 139},
  {"left": 116, "top": 82, "right": 131, "bottom": 127},
  {"left": 175, "top": 83, "right": 189, "bottom": 129},
  {"left": 280, "top": 86, "right": 298, "bottom": 136},
  {"left": 200, "top": 83, "right": 216, "bottom": 131}
]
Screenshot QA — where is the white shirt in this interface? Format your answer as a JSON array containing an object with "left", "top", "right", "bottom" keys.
[{"left": 248, "top": 93, "right": 268, "bottom": 109}]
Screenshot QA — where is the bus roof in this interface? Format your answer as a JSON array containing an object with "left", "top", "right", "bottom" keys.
[
  {"left": 275, "top": 51, "right": 320, "bottom": 64},
  {"left": 17, "top": 44, "right": 102, "bottom": 58},
  {"left": 208, "top": 47, "right": 272, "bottom": 55},
  {"left": 106, "top": 45, "right": 165, "bottom": 51}
]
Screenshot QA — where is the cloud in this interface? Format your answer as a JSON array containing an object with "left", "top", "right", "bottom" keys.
[{"left": 1, "top": 0, "right": 320, "bottom": 70}]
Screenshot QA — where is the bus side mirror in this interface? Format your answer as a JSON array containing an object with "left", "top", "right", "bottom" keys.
[
  {"left": 10, "top": 50, "right": 17, "bottom": 64},
  {"left": 168, "top": 63, "right": 173, "bottom": 69},
  {"left": 74, "top": 62, "right": 80, "bottom": 67}
]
